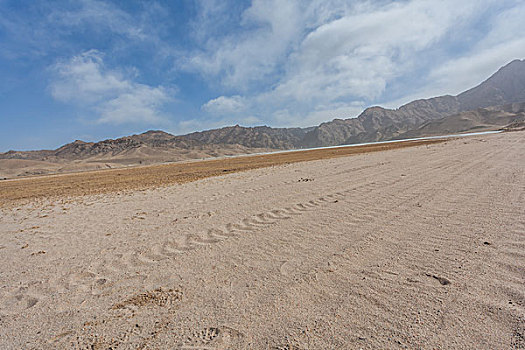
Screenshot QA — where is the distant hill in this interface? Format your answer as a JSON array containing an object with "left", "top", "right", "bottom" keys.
[
  {"left": 179, "top": 125, "right": 315, "bottom": 150},
  {"left": 1, "top": 130, "right": 202, "bottom": 161},
  {"left": 1, "top": 59, "right": 524, "bottom": 178}
]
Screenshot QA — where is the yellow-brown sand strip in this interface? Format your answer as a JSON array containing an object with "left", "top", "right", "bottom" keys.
[{"left": 0, "top": 139, "right": 443, "bottom": 204}]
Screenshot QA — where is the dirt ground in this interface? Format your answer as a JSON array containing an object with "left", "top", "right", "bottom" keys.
[
  {"left": 0, "top": 132, "right": 523, "bottom": 349},
  {"left": 0, "top": 139, "right": 442, "bottom": 204}
]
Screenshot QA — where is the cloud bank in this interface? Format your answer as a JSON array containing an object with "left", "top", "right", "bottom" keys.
[
  {"left": 191, "top": 0, "right": 525, "bottom": 127},
  {"left": 50, "top": 50, "right": 173, "bottom": 125}
]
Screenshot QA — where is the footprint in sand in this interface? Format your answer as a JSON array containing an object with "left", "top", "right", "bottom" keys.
[{"left": 181, "top": 326, "right": 245, "bottom": 349}]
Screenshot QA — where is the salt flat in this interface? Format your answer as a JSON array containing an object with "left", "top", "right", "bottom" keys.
[{"left": 0, "top": 131, "right": 523, "bottom": 349}]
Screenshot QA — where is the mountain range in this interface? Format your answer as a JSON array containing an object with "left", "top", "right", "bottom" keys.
[{"left": 1, "top": 59, "right": 524, "bottom": 178}]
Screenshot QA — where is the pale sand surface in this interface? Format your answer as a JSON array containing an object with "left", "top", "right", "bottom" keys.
[{"left": 0, "top": 132, "right": 523, "bottom": 349}]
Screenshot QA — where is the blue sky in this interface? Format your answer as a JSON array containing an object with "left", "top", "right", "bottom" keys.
[{"left": 1, "top": 0, "right": 524, "bottom": 151}]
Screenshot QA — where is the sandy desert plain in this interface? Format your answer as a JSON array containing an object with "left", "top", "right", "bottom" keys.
[{"left": 0, "top": 131, "right": 524, "bottom": 349}]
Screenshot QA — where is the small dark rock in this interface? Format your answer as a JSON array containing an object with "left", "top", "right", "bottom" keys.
[
  {"left": 426, "top": 273, "right": 451, "bottom": 285},
  {"left": 434, "top": 275, "right": 451, "bottom": 285}
]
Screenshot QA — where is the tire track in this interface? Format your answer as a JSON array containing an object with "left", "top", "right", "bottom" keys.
[{"left": 118, "top": 149, "right": 487, "bottom": 268}]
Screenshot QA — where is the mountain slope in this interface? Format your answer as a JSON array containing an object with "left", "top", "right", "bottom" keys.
[
  {"left": 302, "top": 95, "right": 462, "bottom": 147},
  {"left": 303, "top": 59, "right": 525, "bottom": 146},
  {"left": 457, "top": 59, "right": 525, "bottom": 110}
]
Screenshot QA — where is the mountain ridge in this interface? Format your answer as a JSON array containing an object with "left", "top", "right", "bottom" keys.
[
  {"left": 2, "top": 59, "right": 524, "bottom": 163},
  {"left": 303, "top": 59, "right": 525, "bottom": 146}
]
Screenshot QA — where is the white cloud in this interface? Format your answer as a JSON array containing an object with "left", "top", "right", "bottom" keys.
[
  {"left": 183, "top": 0, "right": 305, "bottom": 89},
  {"left": 185, "top": 0, "right": 482, "bottom": 96},
  {"left": 240, "top": 115, "right": 262, "bottom": 125},
  {"left": 48, "top": 0, "right": 147, "bottom": 40},
  {"left": 272, "top": 102, "right": 365, "bottom": 128},
  {"left": 51, "top": 50, "right": 129, "bottom": 103},
  {"left": 202, "top": 95, "right": 246, "bottom": 115},
  {"left": 189, "top": 0, "right": 232, "bottom": 42},
  {"left": 50, "top": 50, "right": 173, "bottom": 124},
  {"left": 428, "top": 39, "right": 525, "bottom": 96},
  {"left": 0, "top": 0, "right": 167, "bottom": 61},
  {"left": 97, "top": 85, "right": 171, "bottom": 124},
  {"left": 173, "top": 114, "right": 262, "bottom": 135},
  {"left": 381, "top": 1, "right": 525, "bottom": 108},
  {"left": 428, "top": 2, "right": 525, "bottom": 95},
  {"left": 272, "top": 0, "right": 485, "bottom": 103},
  {"left": 183, "top": 0, "right": 516, "bottom": 128}
]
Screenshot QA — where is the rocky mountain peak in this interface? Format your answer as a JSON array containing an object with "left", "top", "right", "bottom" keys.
[{"left": 457, "top": 59, "right": 525, "bottom": 110}]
